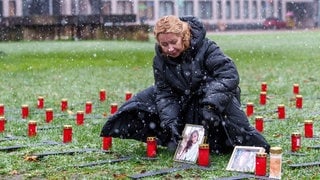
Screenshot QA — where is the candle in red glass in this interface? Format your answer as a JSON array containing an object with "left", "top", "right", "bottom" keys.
[
  {"left": 63, "top": 125, "right": 72, "bottom": 143},
  {"left": 255, "top": 116, "right": 264, "bottom": 132},
  {"left": 291, "top": 132, "right": 301, "bottom": 152},
  {"left": 198, "top": 144, "right": 210, "bottom": 166},
  {"left": 0, "top": 116, "right": 5, "bottom": 133},
  {"left": 125, "top": 91, "right": 133, "bottom": 101},
  {"left": 28, "top": 120, "right": 37, "bottom": 137},
  {"left": 76, "top": 111, "right": 84, "bottom": 125},
  {"left": 246, "top": 102, "right": 254, "bottom": 117},
  {"left": 102, "top": 136, "right": 112, "bottom": 150},
  {"left": 0, "top": 104, "right": 4, "bottom": 116},
  {"left": 277, "top": 104, "right": 285, "bottom": 119},
  {"left": 61, "top": 98, "right": 68, "bottom": 111},
  {"left": 37, "top": 96, "right": 44, "bottom": 109},
  {"left": 261, "top": 82, "right": 267, "bottom": 92},
  {"left": 146, "top": 137, "right": 157, "bottom": 158},
  {"left": 293, "top": 84, "right": 299, "bottom": 94},
  {"left": 85, "top": 101, "right": 92, "bottom": 114},
  {"left": 304, "top": 120, "right": 313, "bottom": 138},
  {"left": 45, "top": 108, "right": 53, "bottom": 123},
  {"left": 295, "top": 95, "right": 303, "bottom": 109},
  {"left": 110, "top": 103, "right": 118, "bottom": 115},
  {"left": 260, "top": 92, "right": 267, "bottom": 105},
  {"left": 22, "top": 104, "right": 29, "bottom": 119},
  {"left": 100, "top": 89, "right": 106, "bottom": 102},
  {"left": 255, "top": 152, "right": 267, "bottom": 176}
]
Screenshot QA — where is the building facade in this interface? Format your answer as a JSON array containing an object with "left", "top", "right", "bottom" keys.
[{"left": 0, "top": 0, "right": 318, "bottom": 29}]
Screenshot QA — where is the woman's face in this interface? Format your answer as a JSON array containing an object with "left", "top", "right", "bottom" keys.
[
  {"left": 191, "top": 132, "right": 198, "bottom": 143},
  {"left": 157, "top": 33, "right": 184, "bottom": 58}
]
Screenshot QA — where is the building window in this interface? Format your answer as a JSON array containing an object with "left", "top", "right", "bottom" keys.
[
  {"left": 0, "top": 0, "right": 2, "bottom": 17},
  {"left": 52, "top": 0, "right": 62, "bottom": 15},
  {"left": 226, "top": 0, "right": 231, "bottom": 19},
  {"left": 216, "top": 0, "right": 222, "bottom": 19},
  {"left": 261, "top": 1, "right": 266, "bottom": 18},
  {"left": 159, "top": 1, "right": 174, "bottom": 17},
  {"left": 234, "top": 0, "right": 240, "bottom": 19},
  {"left": 101, "top": 0, "right": 111, "bottom": 15},
  {"left": 252, "top": 1, "right": 257, "bottom": 19},
  {"left": 23, "top": 0, "right": 49, "bottom": 16},
  {"left": 199, "top": 1, "right": 212, "bottom": 19},
  {"left": 243, "top": 0, "right": 249, "bottom": 19},
  {"left": 179, "top": 1, "right": 193, "bottom": 16},
  {"left": 138, "top": 1, "right": 154, "bottom": 21},
  {"left": 117, "top": 1, "right": 134, "bottom": 14}
]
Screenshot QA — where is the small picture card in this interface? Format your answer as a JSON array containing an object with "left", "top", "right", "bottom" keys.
[
  {"left": 226, "top": 146, "right": 265, "bottom": 172},
  {"left": 174, "top": 124, "right": 205, "bottom": 163}
]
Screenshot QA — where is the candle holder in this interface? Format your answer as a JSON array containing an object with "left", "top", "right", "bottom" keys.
[
  {"left": 255, "top": 152, "right": 267, "bottom": 176},
  {"left": 61, "top": 98, "right": 68, "bottom": 111},
  {"left": 259, "top": 92, "right": 267, "bottom": 105},
  {"left": 146, "top": 137, "right": 157, "bottom": 158},
  {"left": 277, "top": 104, "right": 285, "bottom": 119},
  {"left": 63, "top": 125, "right": 72, "bottom": 143},
  {"left": 22, "top": 104, "right": 29, "bottom": 119},
  {"left": 100, "top": 89, "right": 106, "bottom": 102},
  {"left": 246, "top": 102, "right": 254, "bottom": 117},
  {"left": 295, "top": 95, "right": 303, "bottom": 109},
  {"left": 45, "top": 108, "right": 53, "bottom": 123},
  {"left": 0, "top": 104, "right": 4, "bottom": 116},
  {"left": 28, "top": 120, "right": 37, "bottom": 137},
  {"left": 293, "top": 83, "right": 299, "bottom": 94},
  {"left": 37, "top": 96, "right": 44, "bottom": 109},
  {"left": 255, "top": 116, "right": 264, "bottom": 132},
  {"left": 0, "top": 116, "right": 5, "bottom": 133},
  {"left": 125, "top": 91, "right": 133, "bottom": 101},
  {"left": 304, "top": 120, "right": 313, "bottom": 138},
  {"left": 102, "top": 136, "right": 112, "bottom": 150},
  {"left": 261, "top": 82, "right": 267, "bottom": 92},
  {"left": 291, "top": 132, "right": 301, "bottom": 152},
  {"left": 110, "top": 103, "right": 118, "bottom": 115},
  {"left": 85, "top": 101, "right": 92, "bottom": 114},
  {"left": 76, "top": 111, "right": 84, "bottom": 125},
  {"left": 198, "top": 143, "right": 210, "bottom": 167}
]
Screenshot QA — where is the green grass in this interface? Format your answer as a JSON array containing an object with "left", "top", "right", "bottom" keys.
[{"left": 0, "top": 29, "right": 320, "bottom": 179}]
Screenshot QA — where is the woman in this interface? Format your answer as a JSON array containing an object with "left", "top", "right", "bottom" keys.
[
  {"left": 177, "top": 130, "right": 201, "bottom": 161},
  {"left": 100, "top": 15, "right": 270, "bottom": 154}
]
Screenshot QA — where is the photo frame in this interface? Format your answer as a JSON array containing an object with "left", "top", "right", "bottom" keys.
[
  {"left": 226, "top": 146, "right": 265, "bottom": 172},
  {"left": 173, "top": 124, "right": 205, "bottom": 164}
]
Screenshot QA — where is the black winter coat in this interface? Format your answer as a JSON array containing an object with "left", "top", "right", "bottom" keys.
[{"left": 100, "top": 16, "right": 270, "bottom": 154}]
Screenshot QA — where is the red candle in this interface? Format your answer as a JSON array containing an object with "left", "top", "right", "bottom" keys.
[
  {"left": 22, "top": 104, "right": 29, "bottom": 119},
  {"left": 102, "top": 136, "right": 112, "bottom": 150},
  {"left": 259, "top": 91, "right": 267, "bottom": 105},
  {"left": 291, "top": 132, "right": 301, "bottom": 152},
  {"left": 100, "top": 89, "right": 106, "bottom": 102},
  {"left": 261, "top": 82, "right": 267, "bottom": 92},
  {"left": 85, "top": 101, "right": 92, "bottom": 114},
  {"left": 304, "top": 120, "right": 313, "bottom": 138},
  {"left": 0, "top": 104, "right": 4, "bottom": 116},
  {"left": 37, "top": 96, "right": 44, "bottom": 109},
  {"left": 255, "top": 116, "right": 264, "bottom": 132},
  {"left": 255, "top": 152, "right": 267, "bottom": 176},
  {"left": 293, "top": 84, "right": 299, "bottom": 94},
  {"left": 61, "top": 98, "right": 68, "bottom": 111},
  {"left": 45, "top": 108, "right": 53, "bottom": 123},
  {"left": 125, "top": 91, "right": 133, "bottom": 101},
  {"left": 246, "top": 102, "right": 254, "bottom": 117},
  {"left": 76, "top": 111, "right": 84, "bottom": 125},
  {"left": 110, "top": 103, "right": 118, "bottom": 115},
  {"left": 277, "top": 104, "right": 285, "bottom": 119},
  {"left": 146, "top": 137, "right": 157, "bottom": 158},
  {"left": 63, "top": 125, "right": 72, "bottom": 143},
  {"left": 28, "top": 120, "right": 37, "bottom": 137},
  {"left": 295, "top": 95, "right": 303, "bottom": 109},
  {"left": 0, "top": 116, "right": 5, "bottom": 132},
  {"left": 198, "top": 144, "right": 210, "bottom": 167}
]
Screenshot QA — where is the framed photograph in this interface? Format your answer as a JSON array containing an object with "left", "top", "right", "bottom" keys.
[
  {"left": 173, "top": 124, "right": 205, "bottom": 164},
  {"left": 226, "top": 146, "right": 265, "bottom": 172}
]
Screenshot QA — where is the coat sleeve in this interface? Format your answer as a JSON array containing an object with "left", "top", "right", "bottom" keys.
[
  {"left": 153, "top": 57, "right": 181, "bottom": 128},
  {"left": 201, "top": 39, "right": 240, "bottom": 113}
]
